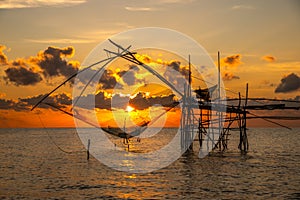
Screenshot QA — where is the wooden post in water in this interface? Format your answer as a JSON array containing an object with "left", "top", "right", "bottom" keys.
[
  {"left": 87, "top": 139, "right": 90, "bottom": 160},
  {"left": 181, "top": 55, "right": 194, "bottom": 153},
  {"left": 217, "top": 51, "right": 222, "bottom": 151},
  {"left": 243, "top": 83, "right": 249, "bottom": 152},
  {"left": 238, "top": 83, "right": 249, "bottom": 153},
  {"left": 238, "top": 92, "right": 243, "bottom": 151},
  {"left": 188, "top": 54, "right": 193, "bottom": 152}
]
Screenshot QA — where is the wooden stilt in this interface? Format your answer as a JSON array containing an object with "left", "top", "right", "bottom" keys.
[{"left": 87, "top": 139, "right": 90, "bottom": 160}]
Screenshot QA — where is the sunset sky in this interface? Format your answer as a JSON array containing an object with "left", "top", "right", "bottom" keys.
[{"left": 0, "top": 0, "right": 299, "bottom": 128}]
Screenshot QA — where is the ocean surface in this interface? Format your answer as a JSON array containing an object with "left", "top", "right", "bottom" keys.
[{"left": 0, "top": 128, "right": 299, "bottom": 199}]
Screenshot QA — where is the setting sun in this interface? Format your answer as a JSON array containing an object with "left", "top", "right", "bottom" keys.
[{"left": 126, "top": 105, "right": 135, "bottom": 112}]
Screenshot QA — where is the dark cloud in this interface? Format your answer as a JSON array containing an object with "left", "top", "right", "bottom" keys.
[
  {"left": 74, "top": 91, "right": 177, "bottom": 111},
  {"left": 4, "top": 66, "right": 42, "bottom": 86},
  {"left": 118, "top": 70, "right": 136, "bottom": 85},
  {"left": 167, "top": 61, "right": 189, "bottom": 79},
  {"left": 45, "top": 46, "right": 73, "bottom": 56},
  {"left": 74, "top": 92, "right": 129, "bottom": 110},
  {"left": 148, "top": 94, "right": 176, "bottom": 107},
  {"left": 117, "top": 65, "right": 143, "bottom": 86},
  {"left": 262, "top": 55, "right": 276, "bottom": 62},
  {"left": 163, "top": 61, "right": 189, "bottom": 89},
  {"left": 74, "top": 92, "right": 124, "bottom": 110},
  {"left": 0, "top": 99, "right": 15, "bottom": 110},
  {"left": 222, "top": 54, "right": 242, "bottom": 67},
  {"left": 129, "top": 65, "right": 139, "bottom": 71},
  {"left": 223, "top": 72, "right": 240, "bottom": 81},
  {"left": 76, "top": 68, "right": 98, "bottom": 85},
  {"left": 129, "top": 92, "right": 177, "bottom": 110},
  {"left": 0, "top": 97, "right": 35, "bottom": 111},
  {"left": 70, "top": 66, "right": 141, "bottom": 92},
  {"left": 55, "top": 93, "right": 72, "bottom": 106},
  {"left": 99, "top": 69, "right": 118, "bottom": 89},
  {"left": 112, "top": 94, "right": 129, "bottom": 109},
  {"left": 275, "top": 73, "right": 300, "bottom": 93},
  {"left": 18, "top": 94, "right": 46, "bottom": 109},
  {"left": 76, "top": 67, "right": 135, "bottom": 89},
  {"left": 129, "top": 92, "right": 150, "bottom": 110},
  {"left": 0, "top": 45, "right": 8, "bottom": 65},
  {"left": 39, "top": 46, "right": 79, "bottom": 78},
  {"left": 19, "top": 93, "right": 72, "bottom": 110},
  {"left": 2, "top": 45, "right": 79, "bottom": 86},
  {"left": 0, "top": 93, "right": 72, "bottom": 112},
  {"left": 73, "top": 94, "right": 94, "bottom": 110},
  {"left": 95, "top": 92, "right": 111, "bottom": 110},
  {"left": 135, "top": 54, "right": 190, "bottom": 88},
  {"left": 74, "top": 92, "right": 111, "bottom": 110},
  {"left": 0, "top": 97, "right": 30, "bottom": 111},
  {"left": 1, "top": 90, "right": 178, "bottom": 112}
]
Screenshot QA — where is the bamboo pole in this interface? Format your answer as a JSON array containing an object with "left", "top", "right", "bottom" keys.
[{"left": 87, "top": 139, "right": 90, "bottom": 160}]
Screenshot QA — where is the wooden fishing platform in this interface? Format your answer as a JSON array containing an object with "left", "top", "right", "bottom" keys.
[
  {"left": 32, "top": 40, "right": 300, "bottom": 157},
  {"left": 180, "top": 80, "right": 300, "bottom": 155}
]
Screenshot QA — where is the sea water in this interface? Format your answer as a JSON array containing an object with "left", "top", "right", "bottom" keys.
[{"left": 0, "top": 128, "right": 299, "bottom": 199}]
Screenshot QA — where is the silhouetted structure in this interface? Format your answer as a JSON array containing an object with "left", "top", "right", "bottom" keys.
[{"left": 32, "top": 40, "right": 300, "bottom": 156}]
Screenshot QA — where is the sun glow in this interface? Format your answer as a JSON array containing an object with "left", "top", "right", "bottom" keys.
[{"left": 126, "top": 105, "right": 135, "bottom": 112}]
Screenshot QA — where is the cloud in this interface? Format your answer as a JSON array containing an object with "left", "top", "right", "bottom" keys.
[
  {"left": 53, "top": 93, "right": 72, "bottom": 106},
  {"left": 129, "top": 92, "right": 150, "bottom": 110},
  {"left": 167, "top": 61, "right": 189, "bottom": 79},
  {"left": 98, "top": 69, "right": 119, "bottom": 89},
  {"left": 275, "top": 73, "right": 300, "bottom": 93},
  {"left": 232, "top": 5, "right": 255, "bottom": 10},
  {"left": 163, "top": 61, "right": 189, "bottom": 90},
  {"left": 0, "top": 99, "right": 15, "bottom": 110},
  {"left": 117, "top": 65, "right": 143, "bottom": 86},
  {"left": 222, "top": 54, "right": 243, "bottom": 67},
  {"left": 39, "top": 46, "right": 78, "bottom": 78},
  {"left": 125, "top": 6, "right": 154, "bottom": 11},
  {"left": 129, "top": 92, "right": 177, "bottom": 110},
  {"left": 155, "top": 0, "right": 195, "bottom": 4},
  {"left": 0, "top": 89, "right": 177, "bottom": 112},
  {"left": 135, "top": 54, "right": 190, "bottom": 90},
  {"left": 74, "top": 90, "right": 177, "bottom": 111},
  {"left": 0, "top": 45, "right": 8, "bottom": 65},
  {"left": 262, "top": 55, "right": 276, "bottom": 62},
  {"left": 222, "top": 72, "right": 240, "bottom": 81},
  {"left": 124, "top": 0, "right": 195, "bottom": 11},
  {"left": 2, "top": 45, "right": 79, "bottom": 86},
  {"left": 74, "top": 92, "right": 126, "bottom": 110},
  {"left": 94, "top": 92, "right": 112, "bottom": 110},
  {"left": 112, "top": 94, "right": 129, "bottom": 109},
  {"left": 118, "top": 70, "right": 136, "bottom": 85},
  {"left": 4, "top": 66, "right": 42, "bottom": 86},
  {"left": 19, "top": 93, "right": 72, "bottom": 110},
  {"left": 0, "top": 93, "right": 72, "bottom": 111},
  {"left": 75, "top": 66, "right": 142, "bottom": 91},
  {"left": 26, "top": 38, "right": 95, "bottom": 44},
  {"left": 74, "top": 68, "right": 98, "bottom": 86},
  {"left": 148, "top": 94, "right": 177, "bottom": 107},
  {"left": 261, "top": 80, "right": 275, "bottom": 87},
  {"left": 0, "top": 0, "right": 87, "bottom": 9}
]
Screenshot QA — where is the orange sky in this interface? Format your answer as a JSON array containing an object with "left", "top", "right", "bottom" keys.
[
  {"left": 0, "top": 1, "right": 299, "bottom": 128},
  {"left": 0, "top": 47, "right": 299, "bottom": 128}
]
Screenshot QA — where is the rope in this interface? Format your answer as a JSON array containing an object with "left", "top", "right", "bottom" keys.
[
  {"left": 37, "top": 113, "right": 84, "bottom": 154},
  {"left": 191, "top": 75, "right": 296, "bottom": 129}
]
